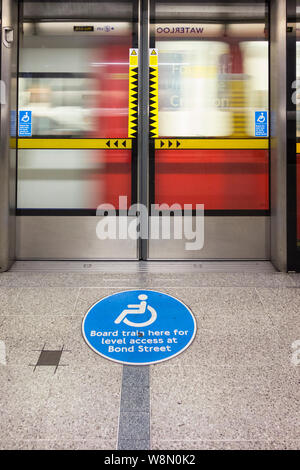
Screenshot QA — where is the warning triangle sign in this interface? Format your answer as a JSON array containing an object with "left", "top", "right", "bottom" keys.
[
  {"left": 151, "top": 49, "right": 157, "bottom": 55},
  {"left": 131, "top": 49, "right": 137, "bottom": 55}
]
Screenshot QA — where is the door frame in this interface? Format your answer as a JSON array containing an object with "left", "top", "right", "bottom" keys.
[{"left": 0, "top": 0, "right": 18, "bottom": 272}]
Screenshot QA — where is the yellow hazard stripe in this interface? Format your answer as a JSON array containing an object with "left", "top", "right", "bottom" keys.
[
  {"left": 128, "top": 49, "right": 139, "bottom": 138},
  {"left": 149, "top": 66, "right": 159, "bottom": 138},
  {"left": 18, "top": 138, "right": 132, "bottom": 149},
  {"left": 128, "top": 66, "right": 138, "bottom": 138},
  {"left": 296, "top": 143, "right": 300, "bottom": 153},
  {"left": 149, "top": 49, "right": 159, "bottom": 139},
  {"left": 10, "top": 137, "right": 17, "bottom": 148},
  {"left": 17, "top": 137, "right": 269, "bottom": 150},
  {"left": 155, "top": 138, "right": 269, "bottom": 150}
]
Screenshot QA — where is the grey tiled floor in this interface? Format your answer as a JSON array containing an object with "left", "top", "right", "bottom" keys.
[{"left": 0, "top": 267, "right": 299, "bottom": 450}]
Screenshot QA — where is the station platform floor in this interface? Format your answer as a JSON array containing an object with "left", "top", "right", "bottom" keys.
[{"left": 0, "top": 261, "right": 299, "bottom": 450}]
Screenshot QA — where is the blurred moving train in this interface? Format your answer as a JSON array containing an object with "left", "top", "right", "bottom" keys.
[{"left": 18, "top": 20, "right": 269, "bottom": 212}]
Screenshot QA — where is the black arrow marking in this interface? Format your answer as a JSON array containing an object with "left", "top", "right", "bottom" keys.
[
  {"left": 114, "top": 140, "right": 119, "bottom": 148},
  {"left": 168, "top": 140, "right": 173, "bottom": 148},
  {"left": 160, "top": 140, "right": 165, "bottom": 148},
  {"left": 176, "top": 140, "right": 180, "bottom": 148},
  {"left": 106, "top": 140, "right": 111, "bottom": 148},
  {"left": 122, "top": 140, "right": 126, "bottom": 148}
]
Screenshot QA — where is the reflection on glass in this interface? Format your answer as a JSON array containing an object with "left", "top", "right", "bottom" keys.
[
  {"left": 158, "top": 38, "right": 268, "bottom": 138},
  {"left": 154, "top": 0, "right": 269, "bottom": 211},
  {"left": 19, "top": 23, "right": 132, "bottom": 137},
  {"left": 18, "top": 12, "right": 133, "bottom": 210},
  {"left": 19, "top": 77, "right": 95, "bottom": 136}
]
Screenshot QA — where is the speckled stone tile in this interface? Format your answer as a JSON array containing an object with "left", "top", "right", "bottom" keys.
[
  {"left": 150, "top": 364, "right": 299, "bottom": 442},
  {"left": 38, "top": 365, "right": 122, "bottom": 441},
  {"left": 284, "top": 350, "right": 300, "bottom": 379},
  {"left": 0, "top": 367, "right": 53, "bottom": 440},
  {"left": 122, "top": 365, "right": 150, "bottom": 388},
  {"left": 42, "top": 273, "right": 151, "bottom": 288},
  {"left": 0, "top": 314, "right": 119, "bottom": 369},
  {"left": 150, "top": 440, "right": 300, "bottom": 450},
  {"left": 0, "top": 268, "right": 298, "bottom": 451},
  {"left": 152, "top": 327, "right": 285, "bottom": 367},
  {"left": 118, "top": 439, "right": 150, "bottom": 450},
  {"left": 140, "top": 273, "right": 294, "bottom": 288},
  {"left": 108, "top": 272, "right": 293, "bottom": 288},
  {"left": 74, "top": 287, "right": 131, "bottom": 316},
  {"left": 118, "top": 412, "right": 150, "bottom": 441},
  {"left": 150, "top": 364, "right": 299, "bottom": 399},
  {"left": 150, "top": 366, "right": 300, "bottom": 414},
  {"left": 0, "top": 287, "right": 23, "bottom": 315},
  {"left": 0, "top": 271, "right": 294, "bottom": 288},
  {"left": 5, "top": 287, "right": 80, "bottom": 316},
  {"left": 0, "top": 439, "right": 116, "bottom": 450},
  {"left": 104, "top": 272, "right": 294, "bottom": 288},
  {"left": 151, "top": 399, "right": 299, "bottom": 441},
  {"left": 186, "top": 287, "right": 273, "bottom": 331},
  {"left": 0, "top": 273, "right": 49, "bottom": 287},
  {"left": 120, "top": 387, "right": 150, "bottom": 413},
  {"left": 0, "top": 440, "right": 37, "bottom": 450},
  {"left": 256, "top": 288, "right": 300, "bottom": 343},
  {"left": 118, "top": 366, "right": 150, "bottom": 450}
]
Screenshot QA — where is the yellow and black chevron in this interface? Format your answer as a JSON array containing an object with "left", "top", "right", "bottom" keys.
[
  {"left": 128, "top": 49, "right": 138, "bottom": 138},
  {"left": 149, "top": 49, "right": 159, "bottom": 138},
  {"left": 230, "top": 79, "right": 247, "bottom": 137}
]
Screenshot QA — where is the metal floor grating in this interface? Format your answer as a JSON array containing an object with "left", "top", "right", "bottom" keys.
[{"left": 10, "top": 260, "right": 276, "bottom": 273}]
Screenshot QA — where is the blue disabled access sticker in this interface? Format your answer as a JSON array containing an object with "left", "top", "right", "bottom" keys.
[
  {"left": 19, "top": 110, "right": 32, "bottom": 137},
  {"left": 82, "top": 290, "right": 197, "bottom": 365},
  {"left": 255, "top": 111, "right": 268, "bottom": 137}
]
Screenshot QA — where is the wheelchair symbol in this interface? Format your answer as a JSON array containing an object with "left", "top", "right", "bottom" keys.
[
  {"left": 257, "top": 112, "right": 266, "bottom": 123},
  {"left": 21, "top": 111, "right": 30, "bottom": 123},
  {"left": 114, "top": 294, "right": 157, "bottom": 327}
]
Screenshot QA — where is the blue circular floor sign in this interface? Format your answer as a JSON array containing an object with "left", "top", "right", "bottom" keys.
[{"left": 82, "top": 290, "right": 197, "bottom": 365}]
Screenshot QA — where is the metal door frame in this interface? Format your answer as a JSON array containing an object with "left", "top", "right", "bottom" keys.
[
  {"left": 138, "top": 0, "right": 150, "bottom": 260},
  {"left": 0, "top": 0, "right": 18, "bottom": 271}
]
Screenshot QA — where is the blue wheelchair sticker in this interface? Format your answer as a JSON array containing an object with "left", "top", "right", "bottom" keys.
[
  {"left": 19, "top": 110, "right": 32, "bottom": 137},
  {"left": 255, "top": 111, "right": 268, "bottom": 137},
  {"left": 82, "top": 290, "right": 197, "bottom": 365}
]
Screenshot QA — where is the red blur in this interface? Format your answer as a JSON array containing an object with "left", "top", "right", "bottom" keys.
[
  {"left": 91, "top": 43, "right": 132, "bottom": 209},
  {"left": 155, "top": 149, "right": 269, "bottom": 210}
]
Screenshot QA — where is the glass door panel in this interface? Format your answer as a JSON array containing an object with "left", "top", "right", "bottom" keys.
[
  {"left": 16, "top": 0, "right": 138, "bottom": 259},
  {"left": 148, "top": 0, "right": 270, "bottom": 259}
]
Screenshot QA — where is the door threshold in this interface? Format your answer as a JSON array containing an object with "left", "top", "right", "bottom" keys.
[{"left": 9, "top": 260, "right": 276, "bottom": 273}]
